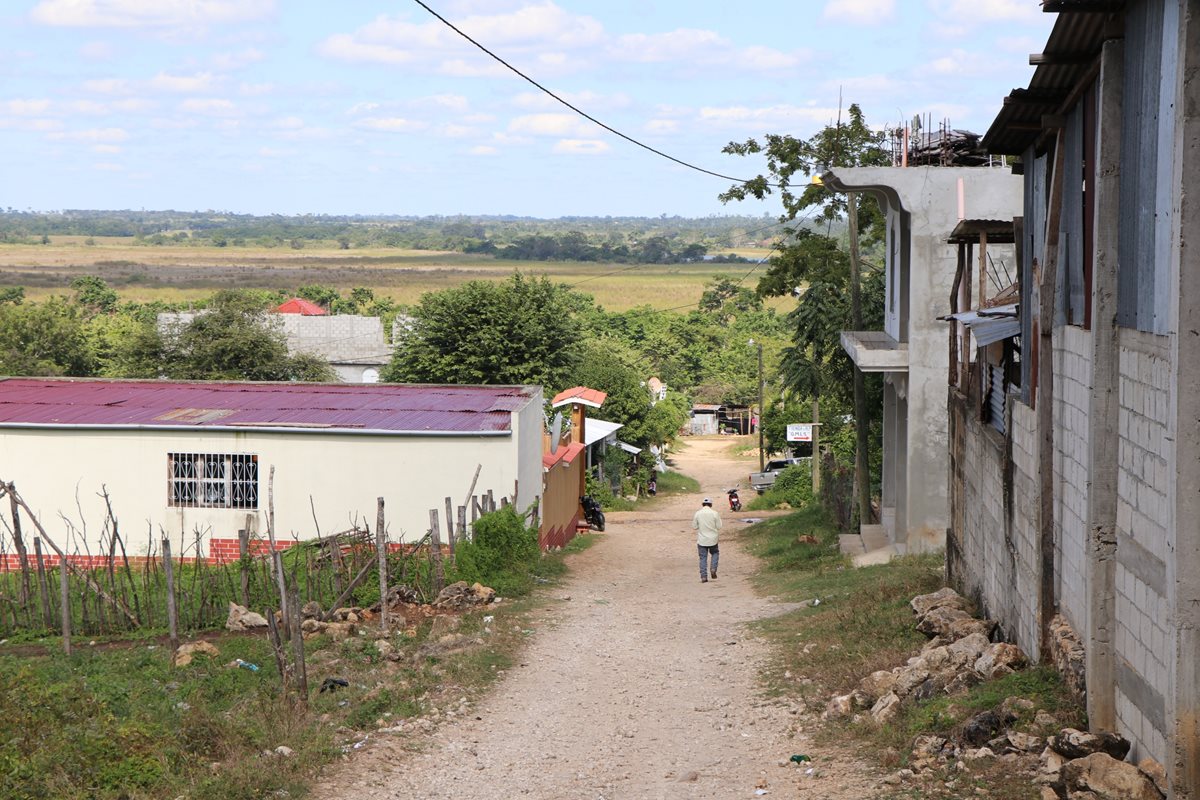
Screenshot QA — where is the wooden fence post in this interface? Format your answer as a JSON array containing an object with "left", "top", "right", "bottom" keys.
[
  {"left": 428, "top": 509, "right": 444, "bottom": 594},
  {"left": 58, "top": 553, "right": 71, "bottom": 656},
  {"left": 6, "top": 484, "right": 32, "bottom": 613},
  {"left": 457, "top": 506, "right": 467, "bottom": 546},
  {"left": 376, "top": 497, "right": 388, "bottom": 635},
  {"left": 34, "top": 537, "right": 52, "bottom": 630},
  {"left": 287, "top": 584, "right": 307, "bottom": 704},
  {"left": 272, "top": 551, "right": 289, "bottom": 641},
  {"left": 162, "top": 537, "right": 178, "bottom": 659},
  {"left": 444, "top": 496, "right": 456, "bottom": 563},
  {"left": 237, "top": 529, "right": 250, "bottom": 606}
]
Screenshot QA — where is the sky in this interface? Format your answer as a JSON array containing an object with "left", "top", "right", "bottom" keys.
[{"left": 0, "top": 0, "right": 1056, "bottom": 218}]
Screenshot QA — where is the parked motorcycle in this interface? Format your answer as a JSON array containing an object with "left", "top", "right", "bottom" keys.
[
  {"left": 581, "top": 495, "right": 606, "bottom": 531},
  {"left": 727, "top": 488, "right": 742, "bottom": 512}
]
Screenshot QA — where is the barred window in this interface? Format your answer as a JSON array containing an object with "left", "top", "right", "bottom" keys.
[{"left": 169, "top": 453, "right": 258, "bottom": 509}]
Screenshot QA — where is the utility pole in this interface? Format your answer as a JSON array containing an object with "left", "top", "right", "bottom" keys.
[{"left": 756, "top": 340, "right": 765, "bottom": 473}]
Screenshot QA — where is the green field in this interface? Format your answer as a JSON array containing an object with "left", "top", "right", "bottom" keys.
[{"left": 0, "top": 238, "right": 784, "bottom": 313}]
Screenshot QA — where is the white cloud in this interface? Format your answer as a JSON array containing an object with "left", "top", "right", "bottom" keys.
[
  {"left": 92, "top": 161, "right": 123, "bottom": 171},
  {"left": 82, "top": 78, "right": 131, "bottom": 94},
  {"left": 31, "top": 0, "right": 275, "bottom": 28},
  {"left": 437, "top": 124, "right": 475, "bottom": 138},
  {"left": 0, "top": 117, "right": 63, "bottom": 132},
  {"left": 178, "top": 97, "right": 237, "bottom": 115},
  {"left": 929, "top": 0, "right": 1039, "bottom": 21},
  {"left": 258, "top": 147, "right": 296, "bottom": 158},
  {"left": 212, "top": 48, "right": 264, "bottom": 71},
  {"left": 238, "top": 82, "right": 274, "bottom": 96},
  {"left": 355, "top": 116, "right": 426, "bottom": 133},
  {"left": 79, "top": 41, "right": 114, "bottom": 59},
  {"left": 552, "top": 139, "right": 609, "bottom": 155},
  {"left": 3, "top": 99, "right": 52, "bottom": 116},
  {"left": 512, "top": 89, "right": 628, "bottom": 111},
  {"left": 645, "top": 119, "right": 679, "bottom": 134},
  {"left": 272, "top": 115, "right": 305, "bottom": 129},
  {"left": 822, "top": 0, "right": 896, "bottom": 25},
  {"left": 609, "top": 30, "right": 804, "bottom": 73},
  {"left": 508, "top": 113, "right": 595, "bottom": 137},
  {"left": 48, "top": 126, "right": 129, "bottom": 142},
  {"left": 696, "top": 104, "right": 844, "bottom": 132},
  {"left": 92, "top": 143, "right": 121, "bottom": 153},
  {"left": 150, "top": 71, "right": 217, "bottom": 93},
  {"left": 469, "top": 145, "right": 498, "bottom": 155}
]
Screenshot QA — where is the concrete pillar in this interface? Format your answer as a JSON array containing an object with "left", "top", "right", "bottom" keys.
[
  {"left": 1084, "top": 36, "right": 1123, "bottom": 735},
  {"left": 896, "top": 381, "right": 909, "bottom": 549},
  {"left": 1168, "top": 3, "right": 1200, "bottom": 793}
]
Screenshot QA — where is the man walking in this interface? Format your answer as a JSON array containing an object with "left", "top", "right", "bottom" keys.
[{"left": 692, "top": 497, "right": 722, "bottom": 583}]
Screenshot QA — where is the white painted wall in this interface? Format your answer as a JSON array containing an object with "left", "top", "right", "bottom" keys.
[{"left": 0, "top": 421, "right": 539, "bottom": 556}]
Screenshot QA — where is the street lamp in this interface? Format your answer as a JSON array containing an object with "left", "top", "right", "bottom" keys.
[{"left": 749, "top": 338, "right": 764, "bottom": 473}]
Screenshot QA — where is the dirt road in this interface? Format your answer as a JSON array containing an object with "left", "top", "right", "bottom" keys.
[{"left": 315, "top": 437, "right": 878, "bottom": 799}]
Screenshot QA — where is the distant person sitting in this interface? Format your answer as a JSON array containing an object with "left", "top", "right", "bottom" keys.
[
  {"left": 647, "top": 476, "right": 657, "bottom": 496},
  {"left": 692, "top": 497, "right": 722, "bottom": 583}
]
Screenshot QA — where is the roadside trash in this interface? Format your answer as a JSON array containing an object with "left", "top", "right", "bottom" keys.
[
  {"left": 797, "top": 534, "right": 818, "bottom": 544},
  {"left": 483, "top": 615, "right": 494, "bottom": 624},
  {"left": 811, "top": 598, "right": 821, "bottom": 606},
  {"left": 789, "top": 754, "right": 811, "bottom": 764},
  {"left": 234, "top": 658, "right": 260, "bottom": 672},
  {"left": 320, "top": 677, "right": 350, "bottom": 693},
  {"left": 754, "top": 790, "right": 768, "bottom": 796},
  {"left": 805, "top": 768, "right": 816, "bottom": 776},
  {"left": 740, "top": 518, "right": 764, "bottom": 524},
  {"left": 338, "top": 700, "right": 348, "bottom": 707}
]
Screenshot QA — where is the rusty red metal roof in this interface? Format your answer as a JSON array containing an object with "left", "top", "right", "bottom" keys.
[
  {"left": 542, "top": 442, "right": 584, "bottom": 469},
  {"left": 276, "top": 298, "right": 328, "bottom": 316},
  {"left": 0, "top": 378, "right": 537, "bottom": 434}
]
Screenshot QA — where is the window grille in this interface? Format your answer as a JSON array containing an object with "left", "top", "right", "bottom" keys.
[{"left": 169, "top": 453, "right": 258, "bottom": 509}]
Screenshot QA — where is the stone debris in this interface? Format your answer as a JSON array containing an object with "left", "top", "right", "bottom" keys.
[
  {"left": 172, "top": 640, "right": 220, "bottom": 667},
  {"left": 1047, "top": 728, "right": 1132, "bottom": 762},
  {"left": 225, "top": 601, "right": 269, "bottom": 631},
  {"left": 433, "top": 581, "right": 498, "bottom": 610},
  {"left": 300, "top": 600, "right": 322, "bottom": 620},
  {"left": 1060, "top": 752, "right": 1163, "bottom": 800}
]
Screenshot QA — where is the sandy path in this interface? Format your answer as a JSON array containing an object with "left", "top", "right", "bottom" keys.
[{"left": 314, "top": 437, "right": 880, "bottom": 799}]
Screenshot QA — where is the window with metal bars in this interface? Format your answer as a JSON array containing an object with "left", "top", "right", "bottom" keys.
[{"left": 168, "top": 453, "right": 258, "bottom": 509}]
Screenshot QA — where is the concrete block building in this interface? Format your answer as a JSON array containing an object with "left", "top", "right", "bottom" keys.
[
  {"left": 945, "top": 3, "right": 1200, "bottom": 791},
  {"left": 824, "top": 166, "right": 1021, "bottom": 554}
]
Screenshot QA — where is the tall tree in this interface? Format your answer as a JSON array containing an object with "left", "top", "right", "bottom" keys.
[{"left": 384, "top": 273, "right": 583, "bottom": 387}]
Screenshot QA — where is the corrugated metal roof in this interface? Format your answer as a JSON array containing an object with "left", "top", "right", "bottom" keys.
[
  {"left": 584, "top": 418, "right": 623, "bottom": 447},
  {"left": 0, "top": 378, "right": 537, "bottom": 434},
  {"left": 944, "top": 303, "right": 1021, "bottom": 346},
  {"left": 983, "top": 10, "right": 1114, "bottom": 155},
  {"left": 276, "top": 298, "right": 328, "bottom": 316},
  {"left": 551, "top": 386, "right": 607, "bottom": 409}
]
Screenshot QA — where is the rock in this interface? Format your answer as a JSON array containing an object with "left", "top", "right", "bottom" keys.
[
  {"left": 324, "top": 622, "right": 357, "bottom": 642},
  {"left": 947, "top": 633, "right": 991, "bottom": 668},
  {"left": 824, "top": 694, "right": 854, "bottom": 719},
  {"left": 1048, "top": 614, "right": 1087, "bottom": 700},
  {"left": 916, "top": 605, "right": 974, "bottom": 638},
  {"left": 274, "top": 746, "right": 295, "bottom": 758},
  {"left": 893, "top": 667, "right": 931, "bottom": 698},
  {"left": 912, "top": 675, "right": 948, "bottom": 702},
  {"left": 434, "top": 581, "right": 495, "bottom": 610},
  {"left": 870, "top": 692, "right": 901, "bottom": 724},
  {"left": 917, "top": 645, "right": 953, "bottom": 672},
  {"left": 300, "top": 601, "right": 322, "bottom": 619},
  {"left": 961, "top": 708, "right": 1015, "bottom": 746},
  {"left": 944, "top": 670, "right": 983, "bottom": 696},
  {"left": 344, "top": 611, "right": 360, "bottom": 624},
  {"left": 678, "top": 771, "right": 699, "bottom": 783},
  {"left": 974, "top": 643, "right": 1027, "bottom": 679},
  {"left": 375, "top": 640, "right": 395, "bottom": 658},
  {"left": 859, "top": 670, "right": 898, "bottom": 703},
  {"left": 1035, "top": 711, "right": 1058, "bottom": 729},
  {"left": 1039, "top": 788, "right": 1061, "bottom": 800},
  {"left": 947, "top": 617, "right": 997, "bottom": 641},
  {"left": 173, "top": 640, "right": 220, "bottom": 667},
  {"left": 300, "top": 619, "right": 327, "bottom": 634},
  {"left": 1037, "top": 746, "right": 1068, "bottom": 788},
  {"left": 1137, "top": 757, "right": 1168, "bottom": 797},
  {"left": 912, "top": 735, "right": 949, "bottom": 760},
  {"left": 1048, "top": 729, "right": 1131, "bottom": 761},
  {"left": 963, "top": 747, "right": 995, "bottom": 761},
  {"left": 1005, "top": 731, "right": 1045, "bottom": 753},
  {"left": 225, "top": 602, "right": 269, "bottom": 631},
  {"left": 1001, "top": 696, "right": 1036, "bottom": 716},
  {"left": 471, "top": 583, "right": 496, "bottom": 603},
  {"left": 911, "top": 587, "right": 971, "bottom": 618},
  {"left": 1061, "top": 752, "right": 1162, "bottom": 800}
]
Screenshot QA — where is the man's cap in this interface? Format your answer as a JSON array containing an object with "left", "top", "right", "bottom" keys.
[{"left": 702, "top": 498, "right": 712, "bottom": 505}]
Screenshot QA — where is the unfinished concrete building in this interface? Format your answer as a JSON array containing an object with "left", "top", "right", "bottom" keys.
[
  {"left": 948, "top": 2, "right": 1200, "bottom": 792},
  {"left": 824, "top": 167, "right": 1021, "bottom": 555}
]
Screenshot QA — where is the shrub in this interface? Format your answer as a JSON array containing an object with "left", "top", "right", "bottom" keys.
[
  {"left": 748, "top": 461, "right": 814, "bottom": 510},
  {"left": 451, "top": 506, "right": 540, "bottom": 596}
]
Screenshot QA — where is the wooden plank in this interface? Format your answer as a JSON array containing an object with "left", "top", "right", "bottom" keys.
[
  {"left": 429, "top": 509, "right": 444, "bottom": 594},
  {"left": 162, "top": 537, "right": 179, "bottom": 660}
]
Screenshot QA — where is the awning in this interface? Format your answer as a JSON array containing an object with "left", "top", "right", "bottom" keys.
[
  {"left": 584, "top": 418, "right": 623, "bottom": 447},
  {"left": 616, "top": 440, "right": 641, "bottom": 455},
  {"left": 942, "top": 303, "right": 1020, "bottom": 347}
]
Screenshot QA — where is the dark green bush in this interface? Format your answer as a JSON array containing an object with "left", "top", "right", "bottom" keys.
[
  {"left": 450, "top": 507, "right": 540, "bottom": 596},
  {"left": 748, "top": 462, "right": 814, "bottom": 510}
]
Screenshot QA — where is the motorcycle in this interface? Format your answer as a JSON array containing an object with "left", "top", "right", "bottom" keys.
[
  {"left": 580, "top": 495, "right": 606, "bottom": 531},
  {"left": 727, "top": 488, "right": 742, "bottom": 512}
]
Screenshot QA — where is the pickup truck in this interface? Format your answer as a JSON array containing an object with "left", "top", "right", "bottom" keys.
[{"left": 749, "top": 457, "right": 808, "bottom": 494}]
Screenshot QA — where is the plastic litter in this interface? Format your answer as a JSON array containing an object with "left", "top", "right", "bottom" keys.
[
  {"left": 235, "top": 658, "right": 260, "bottom": 672},
  {"left": 789, "top": 754, "right": 811, "bottom": 764},
  {"left": 811, "top": 598, "right": 821, "bottom": 606},
  {"left": 320, "top": 677, "right": 350, "bottom": 693},
  {"left": 754, "top": 791, "right": 768, "bottom": 796}
]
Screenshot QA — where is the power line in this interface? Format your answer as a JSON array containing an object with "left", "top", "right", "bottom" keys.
[{"left": 410, "top": 0, "right": 778, "bottom": 187}]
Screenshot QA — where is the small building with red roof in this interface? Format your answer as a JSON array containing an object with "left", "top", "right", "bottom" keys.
[{"left": 275, "top": 297, "right": 328, "bottom": 316}]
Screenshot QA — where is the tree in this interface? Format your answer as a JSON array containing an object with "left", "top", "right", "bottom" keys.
[
  {"left": 0, "top": 297, "right": 96, "bottom": 376},
  {"left": 721, "top": 103, "right": 889, "bottom": 524},
  {"left": 384, "top": 273, "right": 583, "bottom": 387},
  {"left": 159, "top": 290, "right": 336, "bottom": 382},
  {"left": 71, "top": 275, "right": 119, "bottom": 315}
]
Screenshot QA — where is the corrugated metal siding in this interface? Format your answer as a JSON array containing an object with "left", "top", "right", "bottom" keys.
[
  {"left": 1118, "top": 0, "right": 1166, "bottom": 332},
  {"left": 0, "top": 379, "right": 535, "bottom": 433},
  {"left": 1021, "top": 146, "right": 1047, "bottom": 403}
]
